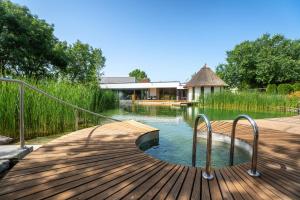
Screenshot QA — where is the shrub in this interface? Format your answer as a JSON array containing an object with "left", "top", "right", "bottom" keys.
[
  {"left": 289, "top": 91, "right": 300, "bottom": 98},
  {"left": 293, "top": 83, "right": 300, "bottom": 91},
  {"left": 277, "top": 84, "right": 294, "bottom": 95},
  {"left": 266, "top": 84, "right": 277, "bottom": 94}
]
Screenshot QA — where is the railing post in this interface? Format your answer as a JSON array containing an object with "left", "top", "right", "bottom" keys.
[
  {"left": 192, "top": 114, "right": 214, "bottom": 180},
  {"left": 74, "top": 109, "right": 79, "bottom": 131},
  {"left": 229, "top": 115, "right": 260, "bottom": 177},
  {"left": 229, "top": 120, "right": 237, "bottom": 166},
  {"left": 19, "top": 82, "right": 25, "bottom": 149},
  {"left": 192, "top": 117, "right": 200, "bottom": 167}
]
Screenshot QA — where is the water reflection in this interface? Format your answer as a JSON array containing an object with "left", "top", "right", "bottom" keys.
[
  {"left": 112, "top": 104, "right": 294, "bottom": 128},
  {"left": 104, "top": 105, "right": 293, "bottom": 167}
]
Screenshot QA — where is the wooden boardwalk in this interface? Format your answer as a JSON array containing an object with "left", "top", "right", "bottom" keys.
[{"left": 0, "top": 120, "right": 299, "bottom": 199}]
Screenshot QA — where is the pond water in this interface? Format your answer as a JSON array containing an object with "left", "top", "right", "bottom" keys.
[{"left": 104, "top": 105, "right": 294, "bottom": 167}]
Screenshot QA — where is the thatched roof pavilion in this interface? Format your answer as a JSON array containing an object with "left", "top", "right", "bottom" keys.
[{"left": 186, "top": 64, "right": 228, "bottom": 87}]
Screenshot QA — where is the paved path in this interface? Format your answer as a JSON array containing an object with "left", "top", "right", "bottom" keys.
[
  {"left": 0, "top": 120, "right": 299, "bottom": 199},
  {"left": 238, "top": 115, "right": 300, "bottom": 134}
]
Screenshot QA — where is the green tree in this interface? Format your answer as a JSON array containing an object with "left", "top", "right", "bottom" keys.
[
  {"left": 0, "top": 0, "right": 67, "bottom": 78},
  {"left": 217, "top": 34, "right": 300, "bottom": 88},
  {"left": 64, "top": 40, "right": 105, "bottom": 84},
  {"left": 129, "top": 69, "right": 149, "bottom": 81}
]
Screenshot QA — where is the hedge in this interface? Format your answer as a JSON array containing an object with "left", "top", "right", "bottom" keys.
[
  {"left": 293, "top": 83, "right": 300, "bottom": 91},
  {"left": 277, "top": 84, "right": 294, "bottom": 95}
]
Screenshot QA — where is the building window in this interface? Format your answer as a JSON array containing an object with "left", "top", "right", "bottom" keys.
[
  {"left": 201, "top": 87, "right": 204, "bottom": 96},
  {"left": 211, "top": 87, "right": 214, "bottom": 94}
]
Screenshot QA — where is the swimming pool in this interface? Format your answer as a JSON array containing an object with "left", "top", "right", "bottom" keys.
[{"left": 106, "top": 105, "right": 293, "bottom": 167}]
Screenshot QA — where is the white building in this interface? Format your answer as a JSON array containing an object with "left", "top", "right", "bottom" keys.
[
  {"left": 100, "top": 64, "right": 227, "bottom": 102},
  {"left": 100, "top": 78, "right": 187, "bottom": 100},
  {"left": 186, "top": 64, "right": 228, "bottom": 101}
]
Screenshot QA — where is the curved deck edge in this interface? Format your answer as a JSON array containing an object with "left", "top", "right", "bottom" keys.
[{"left": 0, "top": 120, "right": 298, "bottom": 200}]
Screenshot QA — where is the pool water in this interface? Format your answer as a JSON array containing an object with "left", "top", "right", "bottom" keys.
[{"left": 105, "top": 105, "right": 294, "bottom": 167}]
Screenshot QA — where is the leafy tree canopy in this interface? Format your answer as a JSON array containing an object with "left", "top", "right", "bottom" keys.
[
  {"left": 0, "top": 0, "right": 105, "bottom": 84},
  {"left": 216, "top": 34, "right": 300, "bottom": 89},
  {"left": 129, "top": 68, "right": 149, "bottom": 81},
  {"left": 0, "top": 0, "right": 67, "bottom": 79},
  {"left": 64, "top": 40, "right": 105, "bottom": 84}
]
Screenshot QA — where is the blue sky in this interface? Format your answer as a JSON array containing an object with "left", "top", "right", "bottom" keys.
[{"left": 12, "top": 0, "right": 300, "bottom": 82}]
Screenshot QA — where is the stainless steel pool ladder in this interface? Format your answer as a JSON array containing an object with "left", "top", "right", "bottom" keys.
[
  {"left": 192, "top": 114, "right": 214, "bottom": 180},
  {"left": 229, "top": 114, "right": 260, "bottom": 177}
]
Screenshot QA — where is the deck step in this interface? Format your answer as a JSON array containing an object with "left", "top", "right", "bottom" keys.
[{"left": 0, "top": 136, "right": 13, "bottom": 145}]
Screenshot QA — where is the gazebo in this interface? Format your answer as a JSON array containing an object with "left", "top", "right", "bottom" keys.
[{"left": 186, "top": 64, "right": 228, "bottom": 101}]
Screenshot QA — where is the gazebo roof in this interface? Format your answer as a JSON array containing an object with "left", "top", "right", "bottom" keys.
[{"left": 186, "top": 64, "right": 228, "bottom": 87}]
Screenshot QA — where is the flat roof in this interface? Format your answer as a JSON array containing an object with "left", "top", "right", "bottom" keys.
[
  {"left": 100, "top": 81, "right": 186, "bottom": 89},
  {"left": 100, "top": 77, "right": 136, "bottom": 84}
]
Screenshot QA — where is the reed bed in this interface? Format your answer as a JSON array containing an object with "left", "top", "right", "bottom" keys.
[
  {"left": 199, "top": 91, "right": 299, "bottom": 112},
  {"left": 0, "top": 79, "right": 118, "bottom": 139}
]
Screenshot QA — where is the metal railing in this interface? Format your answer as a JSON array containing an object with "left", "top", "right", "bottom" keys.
[
  {"left": 229, "top": 114, "right": 260, "bottom": 177},
  {"left": 192, "top": 114, "right": 214, "bottom": 180},
  {"left": 0, "top": 78, "right": 120, "bottom": 149}
]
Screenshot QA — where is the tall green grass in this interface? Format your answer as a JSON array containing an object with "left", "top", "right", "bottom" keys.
[
  {"left": 0, "top": 79, "right": 118, "bottom": 139},
  {"left": 199, "top": 91, "right": 299, "bottom": 112}
]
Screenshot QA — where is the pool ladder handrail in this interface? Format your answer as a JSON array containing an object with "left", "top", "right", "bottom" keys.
[
  {"left": 192, "top": 114, "right": 214, "bottom": 180},
  {"left": 0, "top": 78, "right": 120, "bottom": 149},
  {"left": 229, "top": 114, "right": 260, "bottom": 177}
]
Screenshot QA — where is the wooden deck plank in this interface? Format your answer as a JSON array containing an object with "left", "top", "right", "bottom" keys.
[
  {"left": 0, "top": 153, "right": 147, "bottom": 185},
  {"left": 1, "top": 157, "right": 156, "bottom": 199},
  {"left": 218, "top": 168, "right": 244, "bottom": 200},
  {"left": 49, "top": 160, "right": 163, "bottom": 200},
  {"left": 214, "top": 170, "right": 234, "bottom": 200},
  {"left": 5, "top": 150, "right": 142, "bottom": 176},
  {"left": 140, "top": 165, "right": 181, "bottom": 200},
  {"left": 165, "top": 166, "right": 189, "bottom": 200},
  {"left": 247, "top": 167, "right": 300, "bottom": 199},
  {"left": 232, "top": 165, "right": 279, "bottom": 200},
  {"left": 69, "top": 161, "right": 164, "bottom": 200},
  {"left": 239, "top": 163, "right": 294, "bottom": 200},
  {"left": 177, "top": 167, "right": 196, "bottom": 200},
  {"left": 100, "top": 163, "right": 168, "bottom": 200},
  {"left": 225, "top": 166, "right": 262, "bottom": 200},
  {"left": 208, "top": 170, "right": 223, "bottom": 200},
  {"left": 0, "top": 120, "right": 299, "bottom": 200},
  {"left": 152, "top": 166, "right": 185, "bottom": 200},
  {"left": 190, "top": 168, "right": 201, "bottom": 200},
  {"left": 201, "top": 172, "right": 211, "bottom": 200},
  {"left": 0, "top": 155, "right": 150, "bottom": 195},
  {"left": 122, "top": 164, "right": 176, "bottom": 199},
  {"left": 222, "top": 167, "right": 253, "bottom": 200}
]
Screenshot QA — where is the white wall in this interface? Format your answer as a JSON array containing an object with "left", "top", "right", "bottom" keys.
[
  {"left": 204, "top": 87, "right": 210, "bottom": 95},
  {"left": 188, "top": 88, "right": 193, "bottom": 101},
  {"left": 213, "top": 86, "right": 222, "bottom": 93},
  {"left": 195, "top": 87, "right": 201, "bottom": 100},
  {"left": 188, "top": 86, "right": 225, "bottom": 101}
]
